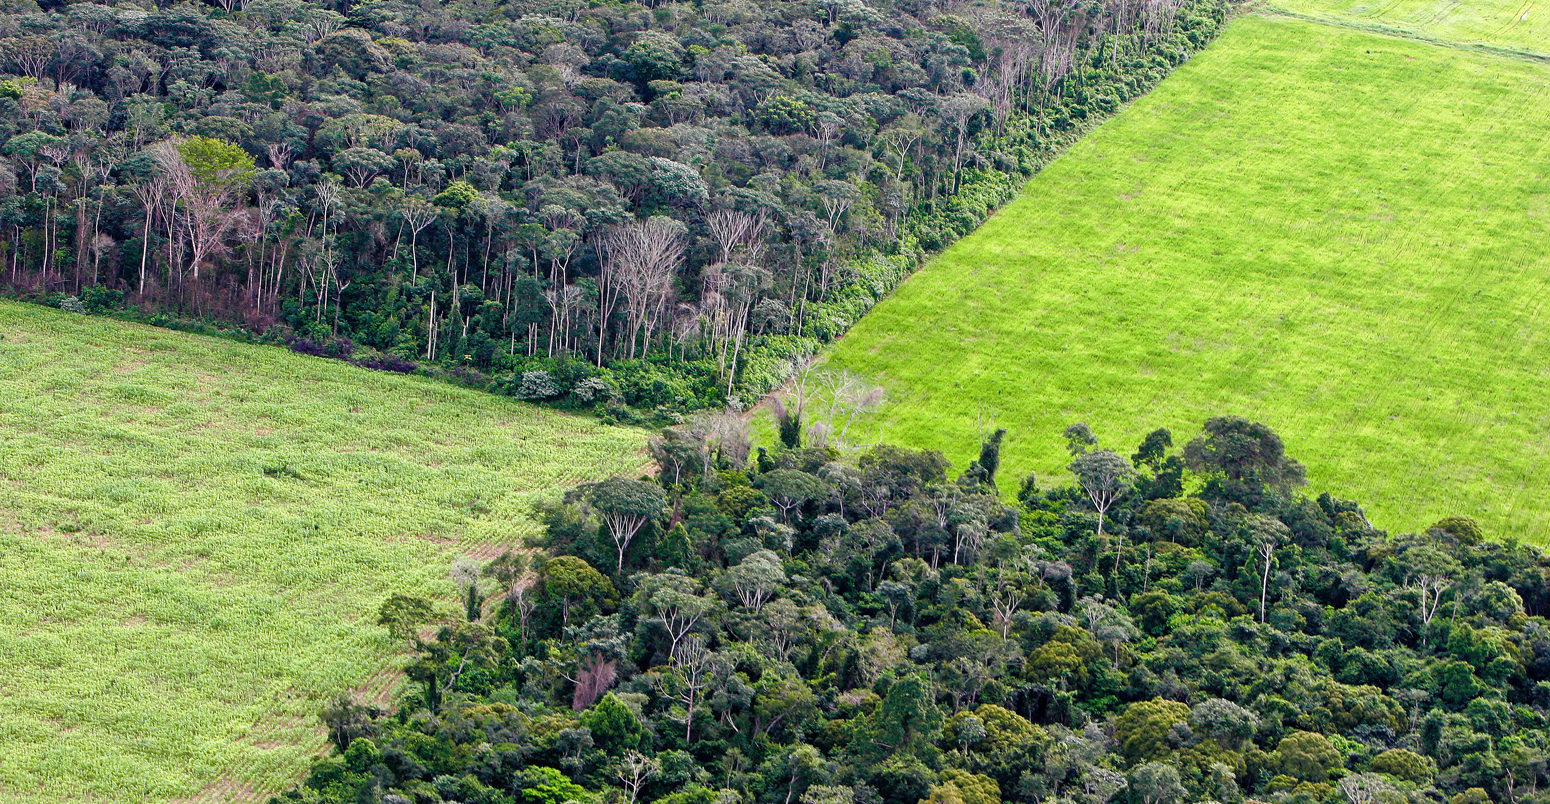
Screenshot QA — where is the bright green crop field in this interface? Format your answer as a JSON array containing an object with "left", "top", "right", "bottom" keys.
[
  {"left": 0, "top": 301, "right": 645, "bottom": 803},
  {"left": 1274, "top": 0, "right": 1549, "bottom": 55},
  {"left": 822, "top": 14, "right": 1550, "bottom": 542}
]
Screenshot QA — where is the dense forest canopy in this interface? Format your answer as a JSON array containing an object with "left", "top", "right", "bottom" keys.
[
  {"left": 0, "top": 0, "right": 1227, "bottom": 412},
  {"left": 277, "top": 415, "right": 1550, "bottom": 804}
]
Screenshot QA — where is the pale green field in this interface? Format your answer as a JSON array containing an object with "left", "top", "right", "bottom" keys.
[
  {"left": 821, "top": 14, "right": 1550, "bottom": 542},
  {"left": 1275, "top": 0, "right": 1549, "bottom": 55},
  {"left": 0, "top": 300, "right": 645, "bottom": 802}
]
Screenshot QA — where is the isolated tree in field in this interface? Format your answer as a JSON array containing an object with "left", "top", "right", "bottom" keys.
[
  {"left": 812, "top": 370, "right": 885, "bottom": 448},
  {"left": 769, "top": 394, "right": 804, "bottom": 449},
  {"left": 450, "top": 558, "right": 484, "bottom": 621},
  {"left": 583, "top": 477, "right": 668, "bottom": 573},
  {"left": 1064, "top": 421, "right": 1098, "bottom": 456}
]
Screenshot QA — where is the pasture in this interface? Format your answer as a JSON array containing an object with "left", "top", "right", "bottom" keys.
[
  {"left": 820, "top": 14, "right": 1550, "bottom": 541},
  {"left": 1274, "top": 0, "right": 1549, "bottom": 55},
  {"left": 0, "top": 301, "right": 645, "bottom": 802}
]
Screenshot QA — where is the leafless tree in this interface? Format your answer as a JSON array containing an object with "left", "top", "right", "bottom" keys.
[
  {"left": 130, "top": 176, "right": 167, "bottom": 295},
  {"left": 3, "top": 36, "right": 55, "bottom": 82},
  {"left": 805, "top": 370, "right": 884, "bottom": 450},
  {"left": 570, "top": 653, "right": 617, "bottom": 710},
  {"left": 1337, "top": 773, "right": 1394, "bottom": 804},
  {"left": 701, "top": 208, "right": 770, "bottom": 386},
  {"left": 615, "top": 751, "right": 660, "bottom": 804},
  {"left": 598, "top": 216, "right": 685, "bottom": 361},
  {"left": 1142, "top": 0, "right": 1185, "bottom": 41},
  {"left": 706, "top": 208, "right": 766, "bottom": 264},
  {"left": 150, "top": 139, "right": 251, "bottom": 283},
  {"left": 699, "top": 406, "right": 752, "bottom": 476},
  {"left": 1249, "top": 516, "right": 1289, "bottom": 623},
  {"left": 658, "top": 636, "right": 725, "bottom": 742},
  {"left": 396, "top": 197, "right": 437, "bottom": 281}
]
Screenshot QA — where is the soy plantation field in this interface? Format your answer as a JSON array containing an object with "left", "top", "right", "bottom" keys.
[
  {"left": 1274, "top": 0, "right": 1549, "bottom": 55},
  {"left": 0, "top": 301, "right": 646, "bottom": 803},
  {"left": 820, "top": 14, "right": 1550, "bottom": 542}
]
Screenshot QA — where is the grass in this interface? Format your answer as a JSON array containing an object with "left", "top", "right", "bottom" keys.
[
  {"left": 1272, "top": 0, "right": 1549, "bottom": 56},
  {"left": 0, "top": 300, "right": 646, "bottom": 803},
  {"left": 819, "top": 13, "right": 1550, "bottom": 542}
]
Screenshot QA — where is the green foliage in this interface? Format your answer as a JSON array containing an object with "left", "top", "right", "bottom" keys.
[
  {"left": 1116, "top": 699, "right": 1191, "bottom": 762},
  {"left": 433, "top": 180, "right": 480, "bottom": 209},
  {"left": 1275, "top": 730, "right": 1343, "bottom": 783},
  {"left": 865, "top": 674, "right": 944, "bottom": 761},
  {"left": 1370, "top": 748, "right": 1434, "bottom": 783},
  {"left": 0, "top": 0, "right": 1230, "bottom": 434},
  {"left": 1184, "top": 416, "right": 1307, "bottom": 505},
  {"left": 580, "top": 694, "right": 649, "bottom": 753},
  {"left": 623, "top": 32, "right": 686, "bottom": 85},
  {"left": 540, "top": 555, "right": 617, "bottom": 622},
  {"left": 176, "top": 135, "right": 256, "bottom": 188},
  {"left": 517, "top": 766, "right": 594, "bottom": 804},
  {"left": 377, "top": 593, "right": 436, "bottom": 647},
  {"left": 280, "top": 415, "right": 1550, "bottom": 804}
]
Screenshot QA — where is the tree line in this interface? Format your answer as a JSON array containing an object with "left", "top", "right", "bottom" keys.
[
  {"left": 0, "top": 0, "right": 1227, "bottom": 413},
  {"left": 276, "top": 413, "right": 1550, "bottom": 804}
]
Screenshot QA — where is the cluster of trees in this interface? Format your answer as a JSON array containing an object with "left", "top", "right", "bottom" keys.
[
  {"left": 0, "top": 0, "right": 1227, "bottom": 411},
  {"left": 277, "top": 413, "right": 1550, "bottom": 804}
]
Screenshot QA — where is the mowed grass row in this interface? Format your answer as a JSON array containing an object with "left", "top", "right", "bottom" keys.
[
  {"left": 0, "top": 300, "right": 646, "bottom": 802},
  {"left": 1274, "top": 0, "right": 1549, "bottom": 55},
  {"left": 821, "top": 14, "right": 1550, "bottom": 541}
]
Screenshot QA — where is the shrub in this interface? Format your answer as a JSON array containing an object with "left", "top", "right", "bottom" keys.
[{"left": 514, "top": 370, "right": 563, "bottom": 401}]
